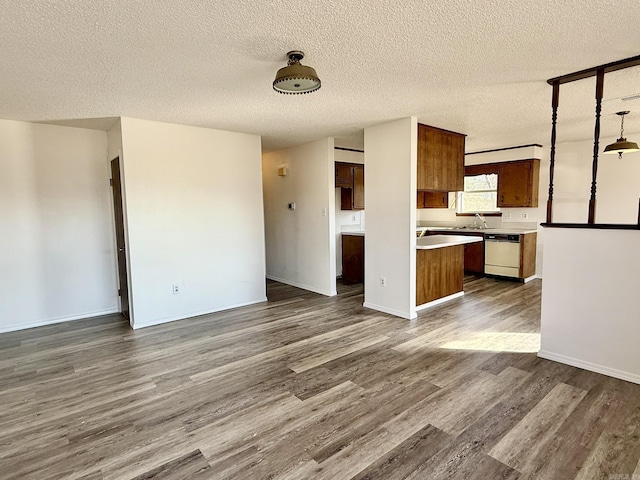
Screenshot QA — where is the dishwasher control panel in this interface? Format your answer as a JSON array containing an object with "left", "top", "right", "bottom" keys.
[{"left": 485, "top": 234, "right": 520, "bottom": 243}]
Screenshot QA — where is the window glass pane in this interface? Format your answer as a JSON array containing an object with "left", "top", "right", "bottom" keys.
[
  {"left": 458, "top": 192, "right": 499, "bottom": 213},
  {"left": 464, "top": 174, "right": 497, "bottom": 192},
  {"left": 457, "top": 173, "right": 499, "bottom": 213}
]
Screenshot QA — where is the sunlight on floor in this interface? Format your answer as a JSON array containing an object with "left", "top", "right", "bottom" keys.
[{"left": 440, "top": 332, "right": 541, "bottom": 353}]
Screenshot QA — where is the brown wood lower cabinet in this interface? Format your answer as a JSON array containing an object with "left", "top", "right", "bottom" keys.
[
  {"left": 416, "top": 245, "right": 463, "bottom": 305},
  {"left": 464, "top": 241, "right": 484, "bottom": 274},
  {"left": 520, "top": 232, "right": 537, "bottom": 278},
  {"left": 342, "top": 234, "right": 364, "bottom": 284},
  {"left": 428, "top": 231, "right": 484, "bottom": 274}
]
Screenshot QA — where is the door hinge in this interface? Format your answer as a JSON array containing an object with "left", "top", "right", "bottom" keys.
[
  {"left": 118, "top": 288, "right": 121, "bottom": 296},
  {"left": 109, "top": 178, "right": 113, "bottom": 186}
]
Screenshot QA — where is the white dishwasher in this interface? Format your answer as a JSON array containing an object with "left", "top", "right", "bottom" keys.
[{"left": 484, "top": 234, "right": 521, "bottom": 278}]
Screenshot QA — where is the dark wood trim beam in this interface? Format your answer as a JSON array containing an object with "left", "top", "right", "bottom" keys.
[
  {"left": 547, "top": 54, "right": 640, "bottom": 85},
  {"left": 465, "top": 144, "right": 543, "bottom": 156},
  {"left": 335, "top": 146, "right": 364, "bottom": 153},
  {"left": 455, "top": 212, "right": 503, "bottom": 217},
  {"left": 541, "top": 223, "right": 640, "bottom": 230},
  {"left": 547, "top": 81, "right": 559, "bottom": 223}
]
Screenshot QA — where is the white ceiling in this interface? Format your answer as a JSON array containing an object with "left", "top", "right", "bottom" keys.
[{"left": 1, "top": 0, "right": 640, "bottom": 152}]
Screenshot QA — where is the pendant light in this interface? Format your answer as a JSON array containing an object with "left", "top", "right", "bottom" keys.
[
  {"left": 603, "top": 111, "right": 640, "bottom": 159},
  {"left": 273, "top": 51, "right": 321, "bottom": 95}
]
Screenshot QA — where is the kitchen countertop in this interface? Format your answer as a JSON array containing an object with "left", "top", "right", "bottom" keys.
[
  {"left": 344, "top": 227, "right": 538, "bottom": 239},
  {"left": 481, "top": 228, "right": 537, "bottom": 234},
  {"left": 422, "top": 227, "right": 538, "bottom": 235},
  {"left": 416, "top": 235, "right": 483, "bottom": 250}
]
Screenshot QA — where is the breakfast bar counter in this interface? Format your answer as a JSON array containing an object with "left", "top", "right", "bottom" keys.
[
  {"left": 416, "top": 235, "right": 482, "bottom": 310},
  {"left": 416, "top": 234, "right": 483, "bottom": 250}
]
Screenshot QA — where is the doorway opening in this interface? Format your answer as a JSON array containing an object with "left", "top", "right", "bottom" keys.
[{"left": 110, "top": 157, "right": 130, "bottom": 319}]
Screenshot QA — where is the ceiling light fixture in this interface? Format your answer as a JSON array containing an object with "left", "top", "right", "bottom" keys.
[
  {"left": 604, "top": 111, "right": 640, "bottom": 159},
  {"left": 273, "top": 51, "right": 321, "bottom": 95}
]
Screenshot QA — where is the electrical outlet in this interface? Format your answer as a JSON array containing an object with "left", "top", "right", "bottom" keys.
[
  {"left": 379, "top": 276, "right": 386, "bottom": 287},
  {"left": 172, "top": 283, "right": 180, "bottom": 295},
  {"left": 522, "top": 212, "right": 529, "bottom": 220},
  {"left": 322, "top": 208, "right": 327, "bottom": 216},
  {"left": 351, "top": 214, "right": 357, "bottom": 222},
  {"left": 503, "top": 212, "right": 511, "bottom": 220}
]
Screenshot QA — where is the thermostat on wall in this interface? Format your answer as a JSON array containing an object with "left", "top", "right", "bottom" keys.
[{"left": 278, "top": 165, "right": 288, "bottom": 176}]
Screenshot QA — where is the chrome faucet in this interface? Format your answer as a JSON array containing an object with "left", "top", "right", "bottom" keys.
[{"left": 475, "top": 213, "right": 488, "bottom": 229}]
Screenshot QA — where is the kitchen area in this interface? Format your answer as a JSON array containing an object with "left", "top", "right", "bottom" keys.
[{"left": 336, "top": 124, "right": 542, "bottom": 311}]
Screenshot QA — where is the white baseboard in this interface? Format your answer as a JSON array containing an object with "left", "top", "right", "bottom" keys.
[
  {"left": 538, "top": 350, "right": 640, "bottom": 385},
  {"left": 524, "top": 275, "right": 541, "bottom": 283},
  {"left": 363, "top": 302, "right": 416, "bottom": 320},
  {"left": 416, "top": 291, "right": 464, "bottom": 311},
  {"left": 132, "top": 297, "right": 268, "bottom": 330},
  {"left": 266, "top": 275, "right": 336, "bottom": 297},
  {"left": 0, "top": 307, "right": 120, "bottom": 334}
]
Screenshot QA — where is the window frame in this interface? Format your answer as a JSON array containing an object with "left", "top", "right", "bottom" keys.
[{"left": 456, "top": 164, "right": 502, "bottom": 215}]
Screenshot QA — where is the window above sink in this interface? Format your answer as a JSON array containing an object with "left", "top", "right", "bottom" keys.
[{"left": 457, "top": 173, "right": 500, "bottom": 214}]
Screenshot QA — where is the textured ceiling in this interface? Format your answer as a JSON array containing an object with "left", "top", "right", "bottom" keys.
[{"left": 1, "top": 0, "right": 640, "bottom": 152}]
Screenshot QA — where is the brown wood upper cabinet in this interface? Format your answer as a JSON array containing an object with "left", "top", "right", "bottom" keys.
[
  {"left": 497, "top": 159, "right": 540, "bottom": 208},
  {"left": 335, "top": 162, "right": 353, "bottom": 188},
  {"left": 464, "top": 158, "right": 540, "bottom": 208},
  {"left": 417, "top": 123, "right": 465, "bottom": 192},
  {"left": 417, "top": 191, "right": 448, "bottom": 209},
  {"left": 335, "top": 162, "right": 364, "bottom": 210}
]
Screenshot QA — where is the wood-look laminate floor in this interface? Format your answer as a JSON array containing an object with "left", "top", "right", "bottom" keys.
[{"left": 2, "top": 277, "right": 640, "bottom": 479}]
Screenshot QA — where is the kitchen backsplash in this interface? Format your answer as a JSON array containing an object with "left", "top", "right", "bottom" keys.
[{"left": 417, "top": 215, "right": 538, "bottom": 230}]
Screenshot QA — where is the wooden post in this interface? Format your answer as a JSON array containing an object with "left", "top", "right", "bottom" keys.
[
  {"left": 588, "top": 69, "right": 605, "bottom": 224},
  {"left": 546, "top": 81, "right": 559, "bottom": 223}
]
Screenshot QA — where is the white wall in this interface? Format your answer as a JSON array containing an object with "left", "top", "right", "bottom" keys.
[
  {"left": 551, "top": 135, "right": 640, "bottom": 224},
  {"left": 107, "top": 119, "right": 122, "bottom": 161},
  {"left": 119, "top": 117, "right": 266, "bottom": 328},
  {"left": 0, "top": 119, "right": 119, "bottom": 333},
  {"left": 364, "top": 117, "right": 417, "bottom": 319},
  {"left": 334, "top": 148, "right": 365, "bottom": 277},
  {"left": 539, "top": 228, "right": 640, "bottom": 384},
  {"left": 262, "top": 138, "right": 336, "bottom": 296}
]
